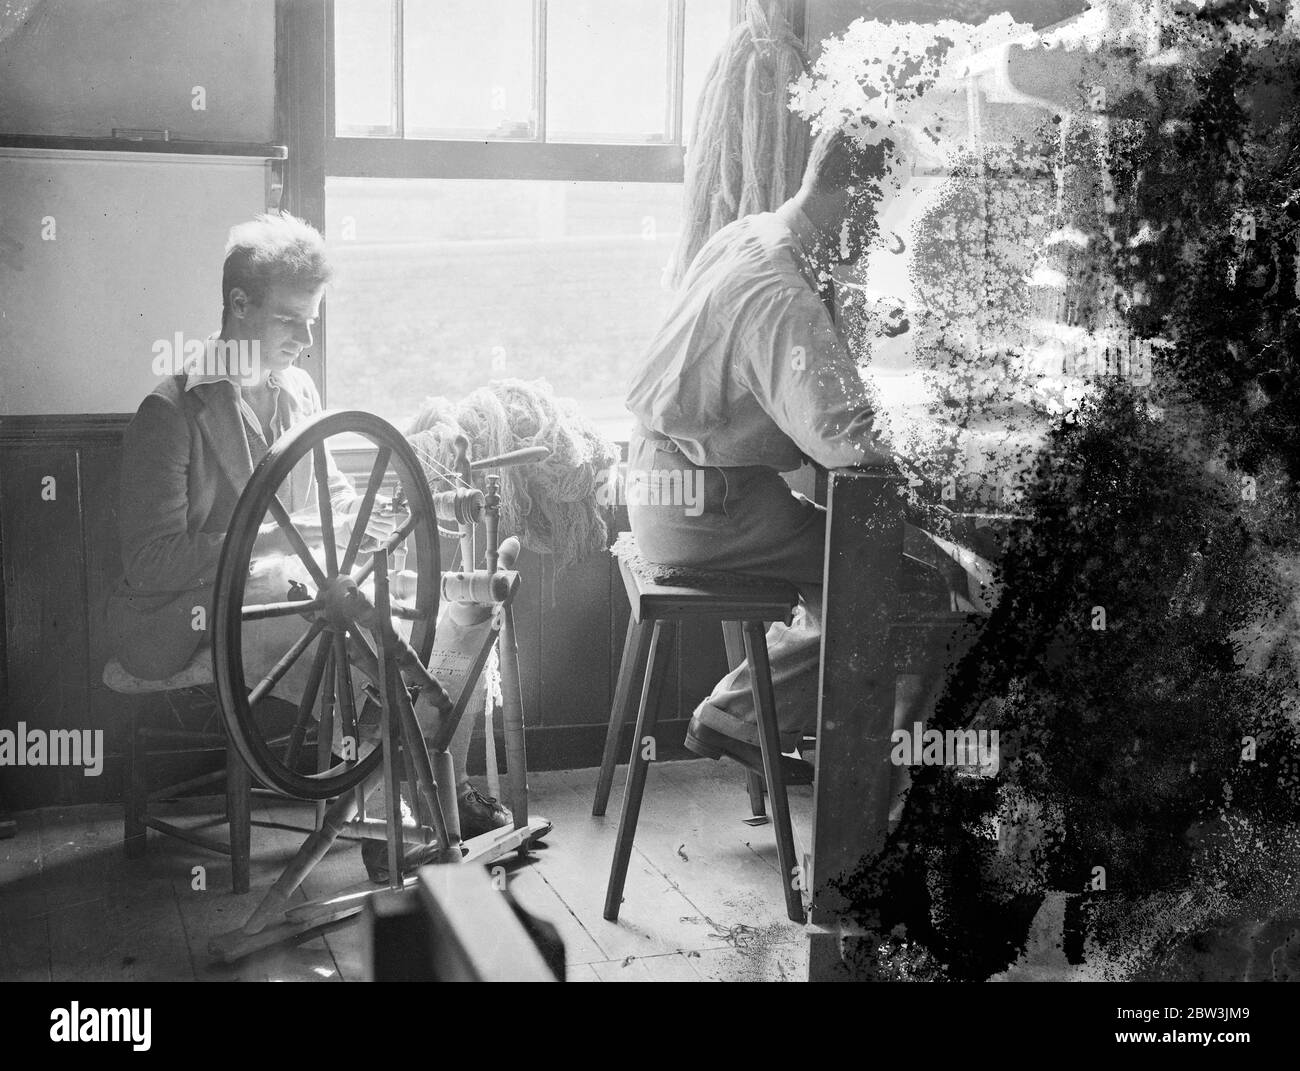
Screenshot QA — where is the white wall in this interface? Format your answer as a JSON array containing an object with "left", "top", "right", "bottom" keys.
[
  {"left": 0, "top": 0, "right": 275, "bottom": 141},
  {"left": 0, "top": 0, "right": 279, "bottom": 415},
  {"left": 0, "top": 149, "right": 271, "bottom": 414}
]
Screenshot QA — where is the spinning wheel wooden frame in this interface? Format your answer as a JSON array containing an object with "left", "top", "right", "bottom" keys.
[
  {"left": 208, "top": 410, "right": 551, "bottom": 963},
  {"left": 213, "top": 410, "right": 443, "bottom": 802}
]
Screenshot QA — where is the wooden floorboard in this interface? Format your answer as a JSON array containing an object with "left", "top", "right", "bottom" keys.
[
  {"left": 0, "top": 760, "right": 812, "bottom": 981},
  {"left": 0, "top": 813, "right": 51, "bottom": 981}
]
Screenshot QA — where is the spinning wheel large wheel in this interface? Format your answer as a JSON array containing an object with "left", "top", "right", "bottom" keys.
[{"left": 213, "top": 410, "right": 440, "bottom": 800}]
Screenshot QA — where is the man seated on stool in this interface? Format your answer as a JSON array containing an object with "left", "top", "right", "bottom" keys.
[
  {"left": 107, "top": 211, "right": 510, "bottom": 878},
  {"left": 626, "top": 127, "right": 990, "bottom": 794}
]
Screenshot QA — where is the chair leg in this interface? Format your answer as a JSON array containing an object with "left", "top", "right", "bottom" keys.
[
  {"left": 744, "top": 770, "right": 767, "bottom": 817},
  {"left": 742, "top": 620, "right": 806, "bottom": 924},
  {"left": 593, "top": 619, "right": 651, "bottom": 816},
  {"left": 226, "top": 746, "right": 252, "bottom": 895},
  {"left": 722, "top": 620, "right": 766, "bottom": 818},
  {"left": 123, "top": 697, "right": 148, "bottom": 859},
  {"left": 604, "top": 619, "right": 675, "bottom": 921}
]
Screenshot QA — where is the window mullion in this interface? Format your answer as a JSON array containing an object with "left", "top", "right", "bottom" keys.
[
  {"left": 535, "top": 0, "right": 548, "bottom": 143},
  {"left": 669, "top": 0, "right": 685, "bottom": 144},
  {"left": 393, "top": 0, "right": 405, "bottom": 138}
]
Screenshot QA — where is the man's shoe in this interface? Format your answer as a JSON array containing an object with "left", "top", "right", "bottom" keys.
[
  {"left": 684, "top": 721, "right": 814, "bottom": 786},
  {"left": 360, "top": 838, "right": 445, "bottom": 885},
  {"left": 458, "top": 786, "right": 513, "bottom": 840}
]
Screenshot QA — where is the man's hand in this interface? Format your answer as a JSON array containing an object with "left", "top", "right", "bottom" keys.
[
  {"left": 252, "top": 513, "right": 324, "bottom": 557},
  {"left": 252, "top": 520, "right": 294, "bottom": 557}
]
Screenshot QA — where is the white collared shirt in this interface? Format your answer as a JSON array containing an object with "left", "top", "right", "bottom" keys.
[
  {"left": 183, "top": 340, "right": 285, "bottom": 452},
  {"left": 625, "top": 204, "right": 891, "bottom": 471}
]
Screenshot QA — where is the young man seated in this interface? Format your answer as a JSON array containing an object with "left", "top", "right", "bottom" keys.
[
  {"left": 107, "top": 212, "right": 509, "bottom": 877},
  {"left": 625, "top": 127, "right": 992, "bottom": 785}
]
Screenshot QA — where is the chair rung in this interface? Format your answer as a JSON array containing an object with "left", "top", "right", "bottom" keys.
[
  {"left": 142, "top": 817, "right": 231, "bottom": 856},
  {"left": 146, "top": 768, "right": 228, "bottom": 803},
  {"left": 138, "top": 728, "right": 227, "bottom": 746}
]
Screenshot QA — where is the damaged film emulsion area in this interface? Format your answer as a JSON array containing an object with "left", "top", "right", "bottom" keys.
[{"left": 801, "top": 2, "right": 1300, "bottom": 980}]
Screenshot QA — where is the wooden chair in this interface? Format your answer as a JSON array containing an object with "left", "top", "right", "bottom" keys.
[
  {"left": 103, "top": 649, "right": 253, "bottom": 893},
  {"left": 594, "top": 533, "right": 806, "bottom": 923}
]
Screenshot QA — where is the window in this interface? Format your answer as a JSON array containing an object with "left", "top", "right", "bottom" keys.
[
  {"left": 325, "top": 0, "right": 738, "bottom": 437},
  {"left": 324, "top": 176, "right": 682, "bottom": 431}
]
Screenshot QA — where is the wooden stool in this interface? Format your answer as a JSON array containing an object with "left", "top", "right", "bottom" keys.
[
  {"left": 103, "top": 651, "right": 253, "bottom": 894},
  {"left": 594, "top": 534, "right": 804, "bottom": 923}
]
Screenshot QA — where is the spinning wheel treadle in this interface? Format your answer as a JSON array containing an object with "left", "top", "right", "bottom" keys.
[{"left": 208, "top": 409, "right": 552, "bottom": 963}]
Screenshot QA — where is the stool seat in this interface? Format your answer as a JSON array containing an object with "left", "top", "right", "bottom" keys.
[
  {"left": 611, "top": 532, "right": 798, "bottom": 623},
  {"left": 103, "top": 651, "right": 213, "bottom": 694}
]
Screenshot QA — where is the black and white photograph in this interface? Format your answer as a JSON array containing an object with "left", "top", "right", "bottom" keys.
[{"left": 1, "top": 0, "right": 1298, "bottom": 1029}]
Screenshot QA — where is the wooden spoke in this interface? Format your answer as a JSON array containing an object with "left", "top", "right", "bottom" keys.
[
  {"left": 285, "top": 635, "right": 333, "bottom": 770},
  {"left": 247, "top": 619, "right": 326, "bottom": 705},
  {"left": 351, "top": 513, "right": 419, "bottom": 585},
  {"left": 334, "top": 630, "right": 360, "bottom": 767},
  {"left": 313, "top": 442, "right": 339, "bottom": 577},
  {"left": 341, "top": 446, "right": 391, "bottom": 574},
  {"left": 317, "top": 639, "right": 338, "bottom": 781},
  {"left": 267, "top": 496, "right": 328, "bottom": 587},
  {"left": 242, "top": 597, "right": 323, "bottom": 621}
]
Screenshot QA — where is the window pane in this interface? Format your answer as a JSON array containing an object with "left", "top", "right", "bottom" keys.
[
  {"left": 334, "top": 0, "right": 396, "bottom": 136},
  {"left": 403, "top": 0, "right": 537, "bottom": 139},
  {"left": 683, "top": 0, "right": 733, "bottom": 147},
  {"left": 546, "top": 0, "right": 671, "bottom": 144},
  {"left": 325, "top": 177, "right": 681, "bottom": 438}
]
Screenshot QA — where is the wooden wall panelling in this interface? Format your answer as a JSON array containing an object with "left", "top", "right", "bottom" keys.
[
  {"left": 0, "top": 445, "right": 90, "bottom": 808},
  {"left": 538, "top": 549, "right": 612, "bottom": 731},
  {"left": 510, "top": 546, "right": 545, "bottom": 745},
  {"left": 81, "top": 439, "right": 128, "bottom": 803}
]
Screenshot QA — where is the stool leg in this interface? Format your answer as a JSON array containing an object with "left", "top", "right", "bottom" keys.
[
  {"left": 722, "top": 621, "right": 766, "bottom": 818},
  {"left": 742, "top": 620, "right": 805, "bottom": 924},
  {"left": 593, "top": 619, "right": 651, "bottom": 816},
  {"left": 225, "top": 745, "right": 252, "bottom": 895},
  {"left": 123, "top": 696, "right": 148, "bottom": 859},
  {"left": 604, "top": 619, "right": 675, "bottom": 921}
]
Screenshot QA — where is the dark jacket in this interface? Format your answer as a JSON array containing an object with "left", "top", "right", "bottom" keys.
[{"left": 107, "top": 365, "right": 351, "bottom": 679}]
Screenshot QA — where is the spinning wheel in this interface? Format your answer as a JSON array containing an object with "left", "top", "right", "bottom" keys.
[
  {"left": 213, "top": 410, "right": 442, "bottom": 800},
  {"left": 208, "top": 408, "right": 553, "bottom": 963}
]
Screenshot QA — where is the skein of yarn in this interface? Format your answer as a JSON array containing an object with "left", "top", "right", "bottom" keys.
[
  {"left": 406, "top": 379, "right": 619, "bottom": 570},
  {"left": 670, "top": 0, "right": 810, "bottom": 288}
]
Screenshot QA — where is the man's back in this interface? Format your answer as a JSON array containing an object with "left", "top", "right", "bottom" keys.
[{"left": 627, "top": 205, "right": 886, "bottom": 472}]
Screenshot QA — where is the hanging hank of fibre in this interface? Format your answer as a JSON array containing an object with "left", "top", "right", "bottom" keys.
[{"left": 669, "top": 0, "right": 811, "bottom": 289}]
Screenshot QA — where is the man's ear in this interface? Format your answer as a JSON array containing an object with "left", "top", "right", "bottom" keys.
[{"left": 229, "top": 287, "right": 250, "bottom": 319}]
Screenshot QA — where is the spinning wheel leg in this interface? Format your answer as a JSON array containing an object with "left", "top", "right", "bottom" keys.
[
  {"left": 432, "top": 750, "right": 462, "bottom": 843},
  {"left": 376, "top": 558, "right": 461, "bottom": 864},
  {"left": 239, "top": 787, "right": 366, "bottom": 937},
  {"left": 315, "top": 644, "right": 337, "bottom": 830},
  {"left": 226, "top": 746, "right": 252, "bottom": 895},
  {"left": 500, "top": 603, "right": 529, "bottom": 833},
  {"left": 374, "top": 589, "right": 405, "bottom": 890}
]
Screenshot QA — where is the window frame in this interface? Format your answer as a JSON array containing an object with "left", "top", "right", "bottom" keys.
[
  {"left": 278, "top": 0, "right": 807, "bottom": 405},
  {"left": 325, "top": 0, "right": 747, "bottom": 184}
]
